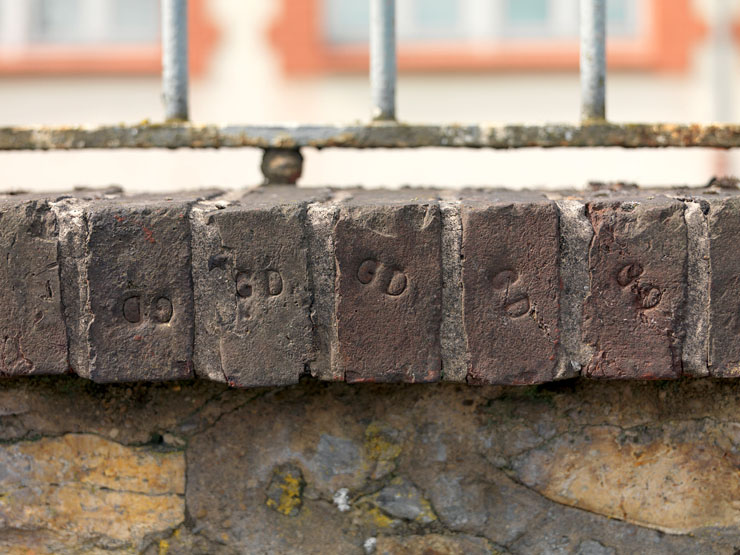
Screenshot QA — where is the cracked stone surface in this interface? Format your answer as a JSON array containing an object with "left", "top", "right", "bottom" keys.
[{"left": 1, "top": 377, "right": 740, "bottom": 553}]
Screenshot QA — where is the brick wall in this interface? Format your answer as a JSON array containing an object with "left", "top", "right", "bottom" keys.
[
  {"left": 3, "top": 185, "right": 740, "bottom": 552},
  {"left": 1, "top": 185, "right": 734, "bottom": 384}
]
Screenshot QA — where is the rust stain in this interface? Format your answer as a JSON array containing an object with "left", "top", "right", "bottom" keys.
[{"left": 140, "top": 224, "right": 156, "bottom": 244}]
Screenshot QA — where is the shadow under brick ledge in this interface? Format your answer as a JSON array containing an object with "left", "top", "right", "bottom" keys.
[
  {"left": 3, "top": 184, "right": 740, "bottom": 385},
  {"left": 1, "top": 377, "right": 740, "bottom": 553}
]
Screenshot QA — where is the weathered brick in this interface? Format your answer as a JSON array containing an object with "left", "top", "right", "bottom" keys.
[
  {"left": 708, "top": 195, "right": 740, "bottom": 377},
  {"left": 85, "top": 199, "right": 194, "bottom": 382},
  {"left": 334, "top": 192, "right": 442, "bottom": 382},
  {"left": 582, "top": 197, "right": 687, "bottom": 379},
  {"left": 0, "top": 198, "right": 67, "bottom": 375},
  {"left": 461, "top": 193, "right": 560, "bottom": 384},
  {"left": 192, "top": 187, "right": 316, "bottom": 387}
]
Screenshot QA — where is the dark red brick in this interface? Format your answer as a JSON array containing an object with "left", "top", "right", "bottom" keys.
[
  {"left": 86, "top": 200, "right": 194, "bottom": 382},
  {"left": 0, "top": 199, "right": 67, "bottom": 375},
  {"left": 461, "top": 195, "right": 560, "bottom": 384},
  {"left": 334, "top": 194, "right": 442, "bottom": 383},
  {"left": 582, "top": 198, "right": 687, "bottom": 379}
]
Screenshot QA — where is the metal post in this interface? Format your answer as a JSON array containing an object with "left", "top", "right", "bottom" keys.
[
  {"left": 162, "top": 0, "right": 189, "bottom": 121},
  {"left": 580, "top": 0, "right": 606, "bottom": 122},
  {"left": 370, "top": 0, "right": 396, "bottom": 121}
]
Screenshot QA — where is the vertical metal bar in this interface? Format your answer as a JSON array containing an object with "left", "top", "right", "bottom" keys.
[
  {"left": 370, "top": 0, "right": 396, "bottom": 121},
  {"left": 580, "top": 0, "right": 606, "bottom": 121},
  {"left": 162, "top": 0, "right": 188, "bottom": 121}
]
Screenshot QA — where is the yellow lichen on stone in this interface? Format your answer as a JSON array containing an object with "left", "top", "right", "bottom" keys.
[
  {"left": 158, "top": 539, "right": 170, "bottom": 555},
  {"left": 367, "top": 506, "right": 395, "bottom": 528},
  {"left": 265, "top": 465, "right": 305, "bottom": 517},
  {"left": 364, "top": 423, "right": 402, "bottom": 479},
  {"left": 0, "top": 433, "right": 185, "bottom": 548},
  {"left": 276, "top": 473, "right": 303, "bottom": 516}
]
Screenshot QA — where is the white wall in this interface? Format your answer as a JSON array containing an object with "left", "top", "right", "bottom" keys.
[{"left": 0, "top": 0, "right": 737, "bottom": 192}]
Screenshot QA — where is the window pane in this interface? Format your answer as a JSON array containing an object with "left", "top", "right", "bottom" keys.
[
  {"left": 505, "top": 0, "right": 549, "bottom": 24},
  {"left": 30, "top": 0, "right": 83, "bottom": 43},
  {"left": 607, "top": 0, "right": 637, "bottom": 37},
  {"left": 608, "top": 0, "right": 627, "bottom": 24},
  {"left": 110, "top": 0, "right": 159, "bottom": 42},
  {"left": 415, "top": 0, "right": 458, "bottom": 29},
  {"left": 324, "top": 0, "right": 369, "bottom": 44},
  {"left": 27, "top": 0, "right": 159, "bottom": 44}
]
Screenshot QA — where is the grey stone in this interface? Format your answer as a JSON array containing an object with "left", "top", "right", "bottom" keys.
[
  {"left": 440, "top": 195, "right": 467, "bottom": 382},
  {"left": 51, "top": 198, "right": 89, "bottom": 376},
  {"left": 192, "top": 187, "right": 320, "bottom": 387},
  {"left": 84, "top": 199, "right": 195, "bottom": 382},
  {"left": 576, "top": 539, "right": 617, "bottom": 555},
  {"left": 682, "top": 199, "right": 709, "bottom": 377},
  {"left": 371, "top": 477, "right": 436, "bottom": 523},
  {"left": 0, "top": 199, "right": 67, "bottom": 376},
  {"left": 708, "top": 195, "right": 740, "bottom": 376},
  {"left": 314, "top": 434, "right": 362, "bottom": 480},
  {"left": 306, "top": 194, "right": 341, "bottom": 380},
  {"left": 334, "top": 191, "right": 443, "bottom": 383},
  {"left": 265, "top": 463, "right": 305, "bottom": 517},
  {"left": 555, "top": 199, "right": 593, "bottom": 378}
]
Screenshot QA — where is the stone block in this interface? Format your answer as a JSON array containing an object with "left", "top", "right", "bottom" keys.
[
  {"left": 708, "top": 195, "right": 740, "bottom": 376},
  {"left": 85, "top": 199, "right": 194, "bottom": 382},
  {"left": 334, "top": 192, "right": 442, "bottom": 382},
  {"left": 461, "top": 193, "right": 560, "bottom": 384},
  {"left": 0, "top": 199, "right": 67, "bottom": 375},
  {"left": 192, "top": 187, "right": 316, "bottom": 386},
  {"left": 582, "top": 197, "right": 687, "bottom": 379}
]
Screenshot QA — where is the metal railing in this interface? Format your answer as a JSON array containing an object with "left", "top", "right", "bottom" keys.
[{"left": 0, "top": 0, "right": 737, "bottom": 184}]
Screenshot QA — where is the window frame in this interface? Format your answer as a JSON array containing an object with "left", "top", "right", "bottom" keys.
[
  {"left": 270, "top": 0, "right": 705, "bottom": 75},
  {"left": 0, "top": 0, "right": 217, "bottom": 76}
]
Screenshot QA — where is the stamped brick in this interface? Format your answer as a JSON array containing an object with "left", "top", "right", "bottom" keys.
[
  {"left": 334, "top": 192, "right": 442, "bottom": 382},
  {"left": 0, "top": 199, "right": 67, "bottom": 375},
  {"left": 583, "top": 197, "right": 687, "bottom": 379},
  {"left": 85, "top": 200, "right": 194, "bottom": 382},
  {"left": 708, "top": 195, "right": 740, "bottom": 377},
  {"left": 193, "top": 187, "right": 315, "bottom": 387},
  {"left": 462, "top": 193, "right": 560, "bottom": 384}
]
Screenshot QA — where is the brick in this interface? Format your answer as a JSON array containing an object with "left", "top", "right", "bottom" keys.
[
  {"left": 192, "top": 187, "right": 317, "bottom": 387},
  {"left": 461, "top": 193, "right": 560, "bottom": 384},
  {"left": 582, "top": 197, "right": 687, "bottom": 379},
  {"left": 334, "top": 192, "right": 442, "bottom": 382},
  {"left": 0, "top": 199, "right": 67, "bottom": 375},
  {"left": 708, "top": 195, "right": 740, "bottom": 376},
  {"left": 85, "top": 199, "right": 194, "bottom": 382}
]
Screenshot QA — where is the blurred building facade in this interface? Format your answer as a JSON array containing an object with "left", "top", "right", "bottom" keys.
[{"left": 0, "top": 0, "right": 738, "bottom": 191}]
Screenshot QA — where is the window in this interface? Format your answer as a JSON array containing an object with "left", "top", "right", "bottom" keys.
[
  {"left": 0, "top": 0, "right": 216, "bottom": 75},
  {"left": 325, "top": 0, "right": 639, "bottom": 44},
  {"left": 271, "top": 0, "right": 705, "bottom": 74}
]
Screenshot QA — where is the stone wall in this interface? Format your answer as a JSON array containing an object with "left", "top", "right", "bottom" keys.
[
  {"left": 2, "top": 377, "right": 740, "bottom": 553},
  {"left": 1, "top": 185, "right": 738, "bottom": 384},
  {"left": 3, "top": 185, "right": 740, "bottom": 552}
]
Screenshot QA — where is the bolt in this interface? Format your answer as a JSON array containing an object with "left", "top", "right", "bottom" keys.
[{"left": 261, "top": 148, "right": 303, "bottom": 185}]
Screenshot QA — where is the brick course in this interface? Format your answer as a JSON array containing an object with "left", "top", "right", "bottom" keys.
[{"left": 0, "top": 186, "right": 733, "bottom": 384}]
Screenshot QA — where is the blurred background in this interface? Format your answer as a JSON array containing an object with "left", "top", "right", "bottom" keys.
[{"left": 0, "top": 0, "right": 738, "bottom": 192}]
